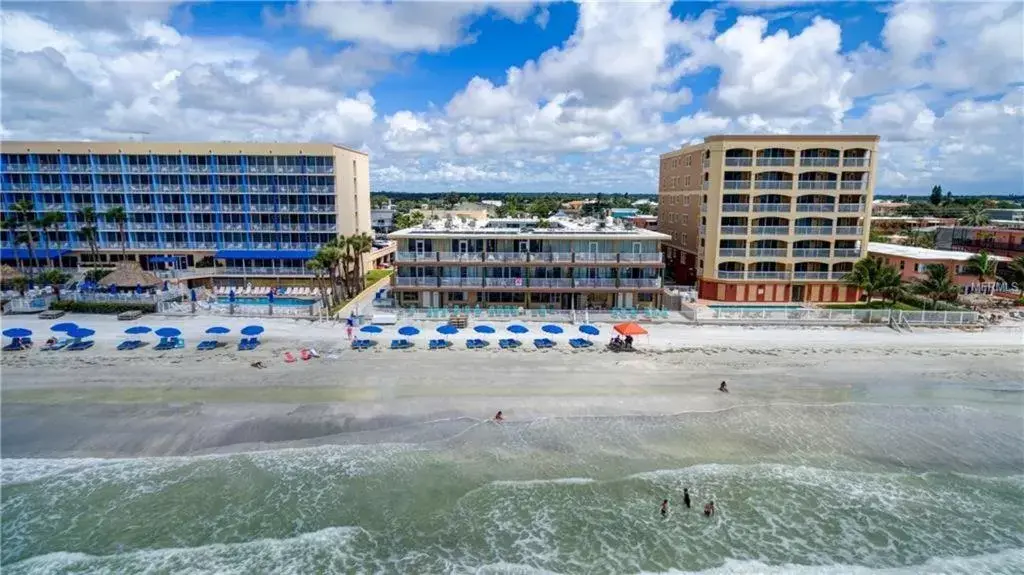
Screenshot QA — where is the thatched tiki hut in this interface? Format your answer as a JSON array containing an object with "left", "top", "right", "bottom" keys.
[
  {"left": 98, "top": 262, "right": 161, "bottom": 291},
  {"left": 1, "top": 264, "right": 25, "bottom": 288}
]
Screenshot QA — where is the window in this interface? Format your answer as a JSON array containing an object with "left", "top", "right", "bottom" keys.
[
  {"left": 684, "top": 195, "right": 690, "bottom": 206},
  {"left": 685, "top": 156, "right": 692, "bottom": 167},
  {"left": 899, "top": 261, "right": 905, "bottom": 270},
  {"left": 684, "top": 175, "right": 691, "bottom": 187},
  {"left": 914, "top": 263, "right": 925, "bottom": 273}
]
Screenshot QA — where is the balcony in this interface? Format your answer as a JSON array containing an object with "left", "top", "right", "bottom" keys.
[
  {"left": 719, "top": 248, "right": 747, "bottom": 258},
  {"left": 574, "top": 253, "right": 619, "bottom": 264},
  {"left": 131, "top": 204, "right": 155, "bottom": 212},
  {"left": 796, "top": 204, "right": 834, "bottom": 213},
  {"left": 700, "top": 203, "right": 707, "bottom": 213},
  {"left": 833, "top": 249, "right": 861, "bottom": 258},
  {"left": 792, "top": 271, "right": 830, "bottom": 280},
  {"left": 798, "top": 181, "right": 837, "bottom": 190},
  {"left": 157, "top": 165, "right": 179, "bottom": 173},
  {"left": 98, "top": 164, "right": 121, "bottom": 172},
  {"left": 702, "top": 181, "right": 710, "bottom": 191},
  {"left": 831, "top": 271, "right": 851, "bottom": 280},
  {"left": 486, "top": 277, "right": 525, "bottom": 288},
  {"left": 574, "top": 278, "right": 617, "bottom": 288},
  {"left": 716, "top": 271, "right": 745, "bottom": 280},
  {"left": 619, "top": 278, "right": 662, "bottom": 288},
  {"left": 747, "top": 271, "right": 791, "bottom": 280},
  {"left": 3, "top": 163, "right": 30, "bottom": 171},
  {"left": 126, "top": 165, "right": 148, "bottom": 173},
  {"left": 721, "top": 226, "right": 748, "bottom": 235},
  {"left": 162, "top": 204, "right": 185, "bottom": 212},
  {"left": 753, "top": 203, "right": 790, "bottom": 213},
  {"left": 837, "top": 203, "right": 865, "bottom": 213},
  {"left": 725, "top": 158, "right": 753, "bottom": 167},
  {"left": 191, "top": 204, "right": 213, "bottom": 212},
  {"left": 722, "top": 203, "right": 749, "bottom": 212},
  {"left": 187, "top": 165, "right": 211, "bottom": 173},
  {"left": 750, "top": 248, "right": 787, "bottom": 257},
  {"left": 842, "top": 158, "right": 868, "bottom": 168},
  {"left": 440, "top": 277, "right": 483, "bottom": 288},
  {"left": 528, "top": 252, "right": 573, "bottom": 263},
  {"left": 792, "top": 249, "right": 830, "bottom": 258},
  {"left": 799, "top": 158, "right": 840, "bottom": 168},
  {"left": 396, "top": 277, "right": 437, "bottom": 287},
  {"left": 190, "top": 185, "right": 212, "bottom": 193},
  {"left": 531, "top": 278, "right": 573, "bottom": 289},
  {"left": 484, "top": 252, "right": 528, "bottom": 263},
  {"left": 840, "top": 181, "right": 866, "bottom": 190},
  {"left": 438, "top": 252, "right": 483, "bottom": 263},
  {"left": 754, "top": 180, "right": 793, "bottom": 190},
  {"left": 251, "top": 204, "right": 275, "bottom": 212},
  {"left": 795, "top": 226, "right": 833, "bottom": 235},
  {"left": 836, "top": 226, "right": 863, "bottom": 236},
  {"left": 619, "top": 253, "right": 663, "bottom": 263},
  {"left": 724, "top": 180, "right": 752, "bottom": 190},
  {"left": 396, "top": 251, "right": 438, "bottom": 263},
  {"left": 756, "top": 158, "right": 795, "bottom": 167},
  {"left": 751, "top": 226, "right": 789, "bottom": 235},
  {"left": 702, "top": 158, "right": 710, "bottom": 169}
]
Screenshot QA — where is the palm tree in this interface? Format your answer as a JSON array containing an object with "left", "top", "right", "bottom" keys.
[
  {"left": 38, "top": 211, "right": 65, "bottom": 268},
  {"left": 1004, "top": 256, "right": 1024, "bottom": 298},
  {"left": 958, "top": 203, "right": 990, "bottom": 226},
  {"left": 79, "top": 207, "right": 101, "bottom": 264},
  {"left": 877, "top": 264, "right": 905, "bottom": 305},
  {"left": 317, "top": 243, "right": 345, "bottom": 305},
  {"left": 104, "top": 206, "right": 128, "bottom": 257},
  {"left": 965, "top": 251, "right": 1001, "bottom": 284},
  {"left": 843, "top": 257, "right": 888, "bottom": 303},
  {"left": 9, "top": 200, "right": 40, "bottom": 276},
  {"left": 903, "top": 230, "right": 936, "bottom": 249},
  {"left": 913, "top": 264, "right": 960, "bottom": 309},
  {"left": 306, "top": 258, "right": 330, "bottom": 308},
  {"left": 346, "top": 233, "right": 374, "bottom": 292}
]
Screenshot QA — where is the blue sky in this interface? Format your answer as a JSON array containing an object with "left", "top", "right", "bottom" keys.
[{"left": 1, "top": 1, "right": 1021, "bottom": 195}]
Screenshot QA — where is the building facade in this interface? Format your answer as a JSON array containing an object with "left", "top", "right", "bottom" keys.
[
  {"left": 0, "top": 141, "right": 371, "bottom": 277},
  {"left": 389, "top": 218, "right": 668, "bottom": 309},
  {"left": 868, "top": 242, "right": 1010, "bottom": 288},
  {"left": 936, "top": 226, "right": 1024, "bottom": 259},
  {"left": 659, "top": 134, "right": 879, "bottom": 303}
]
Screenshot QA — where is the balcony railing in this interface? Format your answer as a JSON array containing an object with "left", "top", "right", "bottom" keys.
[
  {"left": 792, "top": 249, "right": 830, "bottom": 258},
  {"left": 719, "top": 248, "right": 747, "bottom": 258},
  {"left": 796, "top": 204, "right": 834, "bottom": 213},
  {"left": 529, "top": 252, "right": 573, "bottom": 263},
  {"left": 840, "top": 181, "right": 866, "bottom": 190},
  {"left": 747, "top": 271, "right": 791, "bottom": 280},
  {"left": 837, "top": 203, "right": 865, "bottom": 213},
  {"left": 842, "top": 158, "right": 868, "bottom": 167},
  {"left": 753, "top": 203, "right": 790, "bottom": 213},
  {"left": 833, "top": 249, "right": 861, "bottom": 258},
  {"left": 440, "top": 277, "right": 483, "bottom": 287},
  {"left": 187, "top": 165, "right": 211, "bottom": 173},
  {"left": 799, "top": 158, "right": 840, "bottom": 167},
  {"left": 574, "top": 278, "right": 617, "bottom": 288},
  {"left": 530, "top": 278, "right": 573, "bottom": 289},
  {"left": 792, "top": 271, "right": 830, "bottom": 280},
  {"left": 798, "top": 181, "right": 837, "bottom": 190},
  {"left": 722, "top": 203, "right": 749, "bottom": 212},
  {"left": 750, "top": 248, "right": 786, "bottom": 257},
  {"left": 700, "top": 203, "right": 708, "bottom": 213},
  {"left": 619, "top": 253, "right": 663, "bottom": 263},
  {"left": 574, "top": 253, "right": 619, "bottom": 263},
  {"left": 716, "top": 271, "right": 745, "bottom": 280},
  {"left": 396, "top": 277, "right": 437, "bottom": 287},
  {"left": 619, "top": 278, "right": 662, "bottom": 288},
  {"left": 795, "top": 226, "right": 833, "bottom": 235},
  {"left": 396, "top": 252, "right": 438, "bottom": 262},
  {"left": 486, "top": 277, "right": 525, "bottom": 288},
  {"left": 439, "top": 252, "right": 483, "bottom": 263},
  {"left": 721, "top": 226, "right": 748, "bottom": 235},
  {"left": 723, "top": 180, "right": 752, "bottom": 190},
  {"left": 754, "top": 180, "right": 793, "bottom": 190},
  {"left": 751, "top": 226, "right": 789, "bottom": 235},
  {"left": 725, "top": 158, "right": 753, "bottom": 167},
  {"left": 485, "top": 252, "right": 528, "bottom": 263},
  {"left": 831, "top": 271, "right": 852, "bottom": 280},
  {"left": 756, "top": 157, "right": 796, "bottom": 167},
  {"left": 702, "top": 181, "right": 710, "bottom": 191},
  {"left": 836, "top": 226, "right": 863, "bottom": 236},
  {"left": 131, "top": 204, "right": 155, "bottom": 212}
]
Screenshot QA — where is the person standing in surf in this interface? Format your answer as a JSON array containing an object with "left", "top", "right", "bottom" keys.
[
  {"left": 704, "top": 501, "right": 716, "bottom": 517},
  {"left": 661, "top": 499, "right": 669, "bottom": 517},
  {"left": 683, "top": 488, "right": 691, "bottom": 508},
  {"left": 719, "top": 381, "right": 729, "bottom": 393},
  {"left": 493, "top": 410, "right": 504, "bottom": 422}
]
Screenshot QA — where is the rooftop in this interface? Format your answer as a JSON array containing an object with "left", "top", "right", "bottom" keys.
[
  {"left": 868, "top": 242, "right": 1011, "bottom": 262},
  {"left": 389, "top": 216, "right": 669, "bottom": 240}
]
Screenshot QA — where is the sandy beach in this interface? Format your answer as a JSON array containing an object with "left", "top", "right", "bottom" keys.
[{"left": 2, "top": 313, "right": 1021, "bottom": 458}]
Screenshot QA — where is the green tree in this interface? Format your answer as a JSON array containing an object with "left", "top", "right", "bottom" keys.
[
  {"left": 528, "top": 198, "right": 559, "bottom": 219},
  {"left": 1003, "top": 256, "right": 1024, "bottom": 298},
  {"left": 958, "top": 202, "right": 990, "bottom": 226},
  {"left": 965, "top": 251, "right": 1001, "bottom": 283},
  {"left": 38, "top": 211, "right": 65, "bottom": 268},
  {"left": 9, "top": 200, "right": 40, "bottom": 275},
  {"left": 442, "top": 191, "right": 460, "bottom": 209},
  {"left": 317, "top": 242, "right": 345, "bottom": 304},
  {"left": 903, "top": 230, "right": 936, "bottom": 249},
  {"left": 78, "top": 207, "right": 101, "bottom": 264},
  {"left": 306, "top": 258, "right": 330, "bottom": 308},
  {"left": 104, "top": 206, "right": 128, "bottom": 256},
  {"left": 346, "top": 233, "right": 374, "bottom": 293},
  {"left": 876, "top": 264, "right": 905, "bottom": 305},
  {"left": 394, "top": 210, "right": 425, "bottom": 230},
  {"left": 913, "top": 264, "right": 960, "bottom": 309},
  {"left": 929, "top": 185, "right": 943, "bottom": 206},
  {"left": 844, "top": 256, "right": 900, "bottom": 303},
  {"left": 36, "top": 268, "right": 71, "bottom": 286},
  {"left": 636, "top": 203, "right": 656, "bottom": 216}
]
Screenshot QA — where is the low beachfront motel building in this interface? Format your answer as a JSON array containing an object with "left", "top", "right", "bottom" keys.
[
  {"left": 867, "top": 242, "right": 1011, "bottom": 288},
  {"left": 388, "top": 218, "right": 668, "bottom": 309},
  {"left": 658, "top": 133, "right": 879, "bottom": 303},
  {"left": 0, "top": 141, "right": 395, "bottom": 287}
]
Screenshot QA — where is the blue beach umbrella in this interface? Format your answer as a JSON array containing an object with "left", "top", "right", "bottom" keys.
[
  {"left": 360, "top": 325, "right": 383, "bottom": 334},
  {"left": 51, "top": 322, "right": 78, "bottom": 333},
  {"left": 473, "top": 325, "right": 496, "bottom": 334},
  {"left": 398, "top": 326, "right": 420, "bottom": 336},
  {"left": 241, "top": 325, "right": 264, "bottom": 336},
  {"left": 124, "top": 326, "right": 152, "bottom": 335},
  {"left": 206, "top": 326, "right": 230, "bottom": 335},
  {"left": 3, "top": 328, "right": 32, "bottom": 338},
  {"left": 436, "top": 325, "right": 459, "bottom": 336},
  {"left": 542, "top": 324, "right": 563, "bottom": 335},
  {"left": 579, "top": 325, "right": 600, "bottom": 336},
  {"left": 155, "top": 327, "right": 181, "bottom": 338},
  {"left": 68, "top": 328, "right": 95, "bottom": 340},
  {"left": 507, "top": 324, "right": 529, "bottom": 334}
]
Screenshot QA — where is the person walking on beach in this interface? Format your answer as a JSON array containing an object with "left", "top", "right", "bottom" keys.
[
  {"left": 660, "top": 499, "right": 669, "bottom": 517},
  {"left": 683, "top": 488, "right": 691, "bottom": 508},
  {"left": 719, "top": 381, "right": 729, "bottom": 393},
  {"left": 704, "top": 501, "right": 715, "bottom": 517}
]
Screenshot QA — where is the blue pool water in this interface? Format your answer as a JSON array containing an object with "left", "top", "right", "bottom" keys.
[
  {"left": 217, "top": 296, "right": 316, "bottom": 307},
  {"left": 707, "top": 304, "right": 805, "bottom": 311}
]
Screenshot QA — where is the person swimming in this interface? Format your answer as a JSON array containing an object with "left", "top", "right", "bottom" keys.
[
  {"left": 660, "top": 499, "right": 669, "bottom": 517},
  {"left": 704, "top": 501, "right": 715, "bottom": 517},
  {"left": 683, "top": 488, "right": 691, "bottom": 508},
  {"left": 494, "top": 410, "right": 504, "bottom": 422},
  {"left": 719, "top": 381, "right": 729, "bottom": 393}
]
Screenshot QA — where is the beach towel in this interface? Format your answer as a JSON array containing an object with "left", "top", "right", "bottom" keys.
[{"left": 284, "top": 352, "right": 297, "bottom": 363}]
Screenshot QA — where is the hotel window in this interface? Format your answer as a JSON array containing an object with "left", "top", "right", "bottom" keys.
[
  {"left": 900, "top": 261, "right": 905, "bottom": 270},
  {"left": 685, "top": 156, "right": 692, "bottom": 167},
  {"left": 684, "top": 195, "right": 690, "bottom": 206},
  {"left": 684, "top": 175, "right": 691, "bottom": 187}
]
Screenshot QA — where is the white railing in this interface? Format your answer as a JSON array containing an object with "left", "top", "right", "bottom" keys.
[
  {"left": 746, "top": 271, "right": 790, "bottom": 280},
  {"left": 619, "top": 253, "right": 662, "bottom": 263},
  {"left": 750, "top": 248, "right": 786, "bottom": 257},
  {"left": 529, "top": 252, "right": 573, "bottom": 263},
  {"left": 836, "top": 226, "right": 863, "bottom": 236},
  {"left": 397, "top": 252, "right": 437, "bottom": 262},
  {"left": 440, "top": 277, "right": 483, "bottom": 287},
  {"left": 395, "top": 277, "right": 436, "bottom": 287},
  {"left": 792, "top": 271, "right": 830, "bottom": 280},
  {"left": 799, "top": 158, "right": 840, "bottom": 167},
  {"left": 574, "top": 278, "right": 617, "bottom": 288},
  {"left": 792, "top": 249, "right": 830, "bottom": 258},
  {"left": 798, "top": 181, "right": 837, "bottom": 190},
  {"left": 719, "top": 248, "right": 747, "bottom": 257},
  {"left": 796, "top": 204, "right": 834, "bottom": 212},
  {"left": 751, "top": 226, "right": 790, "bottom": 235},
  {"left": 795, "top": 226, "right": 833, "bottom": 235},
  {"left": 485, "top": 277, "right": 525, "bottom": 288},
  {"left": 724, "top": 158, "right": 753, "bottom": 167},
  {"left": 722, "top": 203, "right": 749, "bottom": 212},
  {"left": 838, "top": 204, "right": 865, "bottom": 212},
  {"left": 3, "top": 295, "right": 54, "bottom": 313},
  {"left": 833, "top": 249, "right": 860, "bottom": 258},
  {"left": 619, "top": 278, "right": 662, "bottom": 288},
  {"left": 715, "top": 271, "right": 744, "bottom": 280},
  {"left": 438, "top": 252, "right": 483, "bottom": 263},
  {"left": 692, "top": 307, "right": 978, "bottom": 326},
  {"left": 572, "top": 253, "right": 617, "bottom": 263},
  {"left": 754, "top": 181, "right": 794, "bottom": 190},
  {"left": 723, "top": 181, "right": 753, "bottom": 190},
  {"left": 721, "top": 226, "right": 748, "bottom": 235},
  {"left": 753, "top": 203, "right": 790, "bottom": 213},
  {"left": 530, "top": 278, "right": 572, "bottom": 288},
  {"left": 756, "top": 157, "right": 795, "bottom": 167},
  {"left": 842, "top": 158, "right": 868, "bottom": 168}
]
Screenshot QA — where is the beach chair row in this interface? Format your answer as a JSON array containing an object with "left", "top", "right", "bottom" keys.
[
  {"left": 364, "top": 337, "right": 599, "bottom": 351},
  {"left": 608, "top": 307, "right": 672, "bottom": 320},
  {"left": 212, "top": 286, "right": 330, "bottom": 297},
  {"left": 8, "top": 337, "right": 95, "bottom": 352}
]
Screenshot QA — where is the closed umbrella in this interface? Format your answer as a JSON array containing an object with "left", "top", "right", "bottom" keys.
[
  {"left": 268, "top": 290, "right": 275, "bottom": 304},
  {"left": 190, "top": 289, "right": 197, "bottom": 302},
  {"left": 229, "top": 289, "right": 236, "bottom": 303}
]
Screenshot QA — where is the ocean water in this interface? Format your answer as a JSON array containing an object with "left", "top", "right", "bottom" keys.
[{"left": 2, "top": 404, "right": 1023, "bottom": 574}]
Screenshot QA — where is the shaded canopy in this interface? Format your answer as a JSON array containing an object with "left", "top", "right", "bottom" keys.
[
  {"left": 1, "top": 264, "right": 24, "bottom": 282},
  {"left": 613, "top": 322, "right": 648, "bottom": 336},
  {"left": 98, "top": 262, "right": 160, "bottom": 288}
]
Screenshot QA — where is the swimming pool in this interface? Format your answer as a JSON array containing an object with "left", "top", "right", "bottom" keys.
[
  {"left": 217, "top": 296, "right": 316, "bottom": 307},
  {"left": 707, "top": 304, "right": 806, "bottom": 311}
]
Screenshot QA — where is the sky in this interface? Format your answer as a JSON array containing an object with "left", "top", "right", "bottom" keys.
[{"left": 0, "top": 1, "right": 1022, "bottom": 196}]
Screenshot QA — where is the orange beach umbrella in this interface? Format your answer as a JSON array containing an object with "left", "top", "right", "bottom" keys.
[{"left": 613, "top": 322, "right": 648, "bottom": 336}]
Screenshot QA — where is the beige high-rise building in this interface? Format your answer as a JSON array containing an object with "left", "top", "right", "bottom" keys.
[{"left": 658, "top": 134, "right": 879, "bottom": 303}]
